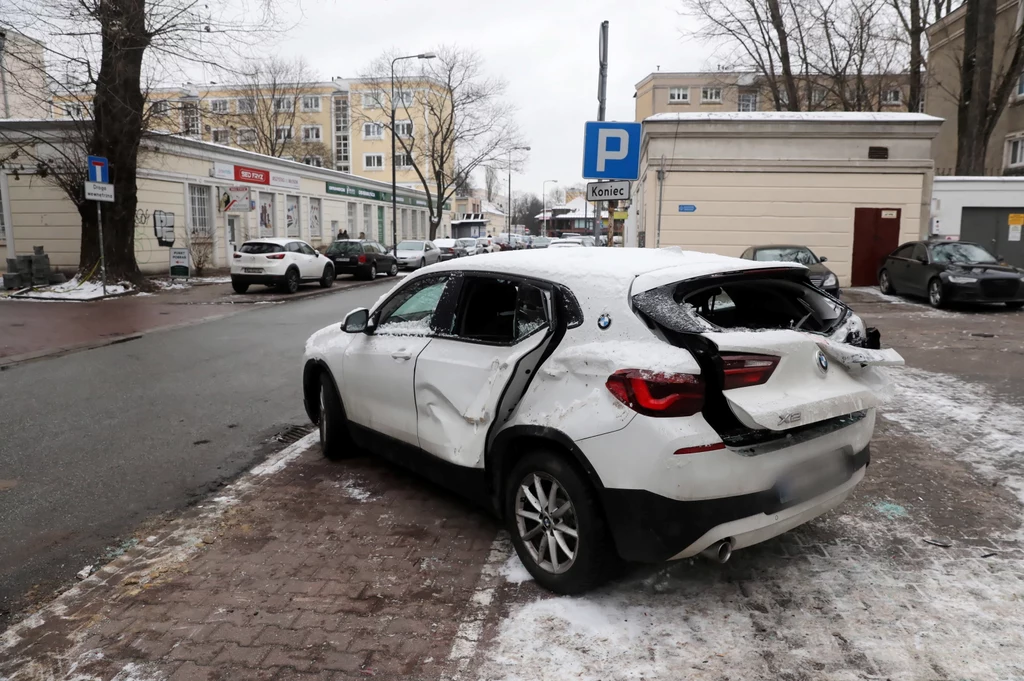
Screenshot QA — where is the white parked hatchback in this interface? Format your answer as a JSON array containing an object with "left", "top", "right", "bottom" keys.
[
  {"left": 231, "top": 238, "right": 335, "bottom": 294},
  {"left": 302, "top": 248, "right": 901, "bottom": 593}
]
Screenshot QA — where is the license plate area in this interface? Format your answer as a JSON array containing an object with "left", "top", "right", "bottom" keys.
[
  {"left": 774, "top": 450, "right": 851, "bottom": 506},
  {"left": 242, "top": 267, "right": 263, "bottom": 274}
]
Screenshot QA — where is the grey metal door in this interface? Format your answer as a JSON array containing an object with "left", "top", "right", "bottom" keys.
[{"left": 960, "top": 207, "right": 1024, "bottom": 268}]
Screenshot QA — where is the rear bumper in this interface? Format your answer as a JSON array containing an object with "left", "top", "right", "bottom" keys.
[
  {"left": 231, "top": 273, "right": 287, "bottom": 286},
  {"left": 333, "top": 262, "right": 372, "bottom": 276},
  {"left": 601, "top": 445, "right": 869, "bottom": 563}
]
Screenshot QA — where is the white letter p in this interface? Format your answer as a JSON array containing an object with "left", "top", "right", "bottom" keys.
[{"left": 596, "top": 129, "right": 629, "bottom": 172}]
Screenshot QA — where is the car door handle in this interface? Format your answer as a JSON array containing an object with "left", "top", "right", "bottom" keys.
[{"left": 391, "top": 350, "right": 413, "bottom": 360}]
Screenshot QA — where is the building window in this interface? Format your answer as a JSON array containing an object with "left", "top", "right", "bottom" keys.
[
  {"left": 347, "top": 202, "right": 357, "bottom": 234},
  {"left": 395, "top": 90, "right": 414, "bottom": 107},
  {"left": 738, "top": 92, "right": 758, "bottom": 112},
  {"left": 1008, "top": 137, "right": 1024, "bottom": 167},
  {"left": 363, "top": 204, "right": 372, "bottom": 234},
  {"left": 151, "top": 100, "right": 171, "bottom": 116},
  {"left": 274, "top": 97, "right": 294, "bottom": 112},
  {"left": 211, "top": 128, "right": 230, "bottom": 144},
  {"left": 362, "top": 122, "right": 384, "bottom": 140},
  {"left": 334, "top": 94, "right": 351, "bottom": 172},
  {"left": 209, "top": 99, "right": 229, "bottom": 113},
  {"left": 331, "top": 220, "right": 340, "bottom": 239},
  {"left": 238, "top": 97, "right": 256, "bottom": 114},
  {"left": 302, "top": 125, "right": 322, "bottom": 142},
  {"left": 361, "top": 91, "right": 384, "bottom": 109},
  {"left": 811, "top": 87, "right": 827, "bottom": 105},
  {"left": 301, "top": 95, "right": 321, "bottom": 112},
  {"left": 395, "top": 120, "right": 414, "bottom": 138},
  {"left": 182, "top": 102, "right": 200, "bottom": 135},
  {"left": 309, "top": 198, "right": 322, "bottom": 237},
  {"left": 302, "top": 155, "right": 323, "bottom": 167},
  {"left": 395, "top": 152, "right": 414, "bottom": 168},
  {"left": 286, "top": 195, "right": 300, "bottom": 237},
  {"left": 701, "top": 87, "right": 722, "bottom": 103},
  {"left": 189, "top": 185, "right": 212, "bottom": 237},
  {"left": 668, "top": 87, "right": 689, "bottom": 103},
  {"left": 238, "top": 128, "right": 256, "bottom": 145},
  {"left": 882, "top": 89, "right": 902, "bottom": 105},
  {"left": 1017, "top": 72, "right": 1024, "bottom": 98},
  {"left": 276, "top": 126, "right": 293, "bottom": 142},
  {"left": 364, "top": 153, "right": 384, "bottom": 170}
]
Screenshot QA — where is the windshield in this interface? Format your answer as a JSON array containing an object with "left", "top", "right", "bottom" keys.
[
  {"left": 533, "top": 237, "right": 551, "bottom": 245},
  {"left": 929, "top": 242, "right": 998, "bottom": 264},
  {"left": 753, "top": 247, "right": 819, "bottom": 265},
  {"left": 326, "top": 241, "right": 363, "bottom": 255},
  {"left": 397, "top": 241, "right": 423, "bottom": 251},
  {"left": 239, "top": 242, "right": 284, "bottom": 254},
  {"left": 458, "top": 239, "right": 477, "bottom": 247},
  {"left": 476, "top": 239, "right": 489, "bottom": 245}
]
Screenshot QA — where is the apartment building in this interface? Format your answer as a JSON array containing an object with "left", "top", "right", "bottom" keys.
[
  {"left": 635, "top": 71, "right": 912, "bottom": 120},
  {"left": 925, "top": 0, "right": 1024, "bottom": 175},
  {"left": 0, "top": 29, "right": 49, "bottom": 119}
]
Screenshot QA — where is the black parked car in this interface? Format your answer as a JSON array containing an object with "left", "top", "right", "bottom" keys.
[
  {"left": 325, "top": 240, "right": 398, "bottom": 280},
  {"left": 878, "top": 240, "right": 1024, "bottom": 309},
  {"left": 740, "top": 245, "right": 840, "bottom": 297}
]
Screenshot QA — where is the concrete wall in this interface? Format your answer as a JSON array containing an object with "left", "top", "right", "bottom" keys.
[
  {"left": 0, "top": 174, "right": 81, "bottom": 270},
  {"left": 931, "top": 176, "right": 1024, "bottom": 237}
]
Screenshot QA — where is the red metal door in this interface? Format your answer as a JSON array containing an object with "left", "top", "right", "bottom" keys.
[{"left": 851, "top": 208, "right": 901, "bottom": 286}]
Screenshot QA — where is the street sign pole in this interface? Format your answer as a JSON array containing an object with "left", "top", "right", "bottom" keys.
[
  {"left": 597, "top": 20, "right": 609, "bottom": 245},
  {"left": 96, "top": 202, "right": 107, "bottom": 295},
  {"left": 86, "top": 155, "right": 112, "bottom": 295}
]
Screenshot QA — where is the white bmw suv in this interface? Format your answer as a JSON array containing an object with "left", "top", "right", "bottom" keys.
[{"left": 302, "top": 248, "right": 902, "bottom": 593}]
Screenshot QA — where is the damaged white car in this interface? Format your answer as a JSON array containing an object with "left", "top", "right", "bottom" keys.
[{"left": 302, "top": 248, "right": 902, "bottom": 593}]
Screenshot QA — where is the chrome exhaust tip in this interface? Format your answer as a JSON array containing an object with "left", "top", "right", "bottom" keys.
[{"left": 699, "top": 539, "right": 733, "bottom": 564}]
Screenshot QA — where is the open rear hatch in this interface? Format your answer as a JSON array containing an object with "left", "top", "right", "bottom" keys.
[{"left": 632, "top": 264, "right": 902, "bottom": 439}]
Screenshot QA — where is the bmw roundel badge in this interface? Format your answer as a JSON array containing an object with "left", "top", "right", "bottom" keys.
[
  {"left": 815, "top": 350, "right": 829, "bottom": 374},
  {"left": 597, "top": 313, "right": 612, "bottom": 330}
]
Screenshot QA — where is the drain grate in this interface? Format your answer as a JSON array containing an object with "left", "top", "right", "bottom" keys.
[{"left": 271, "top": 424, "right": 314, "bottom": 445}]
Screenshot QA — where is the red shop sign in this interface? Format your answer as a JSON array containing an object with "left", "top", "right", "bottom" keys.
[{"left": 234, "top": 165, "right": 269, "bottom": 185}]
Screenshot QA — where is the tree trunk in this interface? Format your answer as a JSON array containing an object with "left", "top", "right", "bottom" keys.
[
  {"left": 79, "top": 0, "right": 150, "bottom": 282},
  {"left": 956, "top": 0, "right": 998, "bottom": 174},
  {"left": 766, "top": 0, "right": 800, "bottom": 111},
  {"left": 907, "top": 0, "right": 923, "bottom": 113}
]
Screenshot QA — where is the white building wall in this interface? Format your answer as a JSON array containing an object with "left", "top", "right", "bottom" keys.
[{"left": 930, "top": 177, "right": 1024, "bottom": 238}]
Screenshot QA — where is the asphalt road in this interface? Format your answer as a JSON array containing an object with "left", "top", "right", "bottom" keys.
[{"left": 0, "top": 282, "right": 390, "bottom": 630}]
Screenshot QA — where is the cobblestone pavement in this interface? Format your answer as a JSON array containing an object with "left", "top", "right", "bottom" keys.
[{"left": 2, "top": 289, "right": 1023, "bottom": 680}]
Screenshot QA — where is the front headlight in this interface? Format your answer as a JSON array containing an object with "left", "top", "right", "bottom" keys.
[
  {"left": 822, "top": 273, "right": 837, "bottom": 287},
  {"left": 946, "top": 275, "right": 978, "bottom": 284}
]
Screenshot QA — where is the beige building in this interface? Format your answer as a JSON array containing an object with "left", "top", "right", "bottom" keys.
[
  {"left": 0, "top": 29, "right": 49, "bottom": 119},
  {"left": 632, "top": 112, "right": 942, "bottom": 287},
  {"left": 636, "top": 71, "right": 913, "bottom": 121},
  {"left": 0, "top": 121, "right": 448, "bottom": 274},
  {"left": 925, "top": 0, "right": 1024, "bottom": 175}
]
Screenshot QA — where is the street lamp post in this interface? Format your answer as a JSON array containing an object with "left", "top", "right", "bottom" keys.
[
  {"left": 541, "top": 180, "right": 558, "bottom": 237},
  {"left": 391, "top": 52, "right": 435, "bottom": 254},
  {"left": 506, "top": 145, "right": 531, "bottom": 243}
]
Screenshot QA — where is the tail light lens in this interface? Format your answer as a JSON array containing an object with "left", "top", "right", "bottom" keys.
[
  {"left": 721, "top": 354, "right": 780, "bottom": 390},
  {"left": 265, "top": 253, "right": 286, "bottom": 260},
  {"left": 358, "top": 254, "right": 367, "bottom": 263},
  {"left": 233, "top": 253, "right": 241, "bottom": 259},
  {"left": 605, "top": 370, "right": 705, "bottom": 418}
]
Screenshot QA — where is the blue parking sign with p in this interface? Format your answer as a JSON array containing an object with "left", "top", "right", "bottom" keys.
[
  {"left": 87, "top": 155, "right": 109, "bottom": 184},
  {"left": 582, "top": 121, "right": 641, "bottom": 180}
]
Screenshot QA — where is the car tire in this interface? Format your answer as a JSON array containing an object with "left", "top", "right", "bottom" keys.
[
  {"left": 878, "top": 269, "right": 895, "bottom": 295},
  {"left": 366, "top": 263, "right": 377, "bottom": 280},
  {"left": 388, "top": 262, "right": 398, "bottom": 277},
  {"left": 281, "top": 267, "right": 300, "bottom": 294},
  {"left": 319, "top": 373, "right": 353, "bottom": 460},
  {"left": 928, "top": 278, "right": 945, "bottom": 308},
  {"left": 505, "top": 450, "right": 618, "bottom": 595},
  {"left": 319, "top": 264, "right": 334, "bottom": 288},
  {"left": 1007, "top": 301, "right": 1024, "bottom": 310},
  {"left": 419, "top": 258, "right": 426, "bottom": 269},
  {"left": 231, "top": 279, "right": 249, "bottom": 294}
]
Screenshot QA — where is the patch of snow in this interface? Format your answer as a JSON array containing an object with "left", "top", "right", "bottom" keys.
[
  {"left": 847, "top": 286, "right": 914, "bottom": 305},
  {"left": 377, "top": 319, "right": 432, "bottom": 336},
  {"left": 15, "top": 276, "right": 131, "bottom": 300},
  {"left": 110, "top": 661, "right": 166, "bottom": 681},
  {"left": 336, "top": 479, "right": 372, "bottom": 502},
  {"left": 250, "top": 432, "right": 318, "bottom": 476},
  {"left": 499, "top": 554, "right": 533, "bottom": 584}
]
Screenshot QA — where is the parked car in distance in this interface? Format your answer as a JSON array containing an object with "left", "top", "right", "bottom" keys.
[
  {"left": 458, "top": 237, "right": 482, "bottom": 255},
  {"left": 548, "top": 239, "right": 583, "bottom": 248},
  {"left": 395, "top": 240, "right": 441, "bottom": 269},
  {"left": 562, "top": 235, "right": 596, "bottom": 247},
  {"left": 493, "top": 235, "right": 516, "bottom": 251},
  {"left": 326, "top": 239, "right": 398, "bottom": 280},
  {"left": 476, "top": 237, "right": 500, "bottom": 253},
  {"left": 433, "top": 238, "right": 468, "bottom": 261},
  {"left": 303, "top": 249, "right": 901, "bottom": 593},
  {"left": 530, "top": 237, "right": 552, "bottom": 249},
  {"left": 878, "top": 240, "right": 1024, "bottom": 309},
  {"left": 741, "top": 245, "right": 840, "bottom": 297},
  {"left": 231, "top": 238, "right": 334, "bottom": 294}
]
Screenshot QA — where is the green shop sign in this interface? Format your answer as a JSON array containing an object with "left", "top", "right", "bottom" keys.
[{"left": 325, "top": 181, "right": 449, "bottom": 210}]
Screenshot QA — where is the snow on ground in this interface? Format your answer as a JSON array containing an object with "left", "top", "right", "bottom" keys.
[
  {"left": 847, "top": 286, "right": 913, "bottom": 305},
  {"left": 151, "top": 276, "right": 233, "bottom": 290},
  {"left": 498, "top": 554, "right": 533, "bottom": 584},
  {"left": 13, "top": 276, "right": 131, "bottom": 300}
]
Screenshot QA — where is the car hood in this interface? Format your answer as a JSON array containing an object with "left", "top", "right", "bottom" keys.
[{"left": 946, "top": 263, "right": 1022, "bottom": 276}]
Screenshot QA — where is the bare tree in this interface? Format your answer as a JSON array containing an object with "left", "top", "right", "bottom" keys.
[
  {"left": 358, "top": 46, "right": 524, "bottom": 240},
  {"left": 484, "top": 165, "right": 499, "bottom": 201},
  {"left": 512, "top": 192, "right": 544, "bottom": 236}
]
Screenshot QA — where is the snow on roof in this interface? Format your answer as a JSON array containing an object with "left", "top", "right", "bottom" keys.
[
  {"left": 481, "top": 200, "right": 506, "bottom": 216},
  {"left": 645, "top": 111, "right": 942, "bottom": 124}
]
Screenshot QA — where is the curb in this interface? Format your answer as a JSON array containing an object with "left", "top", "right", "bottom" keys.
[{"left": 166, "top": 274, "right": 397, "bottom": 305}]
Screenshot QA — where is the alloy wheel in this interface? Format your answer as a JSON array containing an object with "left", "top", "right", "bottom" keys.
[
  {"left": 515, "top": 472, "right": 579, "bottom": 574},
  {"left": 319, "top": 387, "right": 327, "bottom": 449},
  {"left": 370, "top": 264, "right": 377, "bottom": 279},
  {"left": 389, "top": 263, "right": 398, "bottom": 276},
  {"left": 879, "top": 271, "right": 891, "bottom": 294},
  {"left": 929, "top": 280, "right": 942, "bottom": 307}
]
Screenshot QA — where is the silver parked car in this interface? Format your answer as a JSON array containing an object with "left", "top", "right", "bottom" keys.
[
  {"left": 395, "top": 240, "right": 441, "bottom": 269},
  {"left": 457, "top": 237, "right": 483, "bottom": 256}
]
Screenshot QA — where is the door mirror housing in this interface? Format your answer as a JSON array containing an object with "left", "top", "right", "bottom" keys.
[
  {"left": 818, "top": 256, "right": 828, "bottom": 263},
  {"left": 342, "top": 308, "right": 370, "bottom": 333},
  {"left": 916, "top": 255, "right": 928, "bottom": 264}
]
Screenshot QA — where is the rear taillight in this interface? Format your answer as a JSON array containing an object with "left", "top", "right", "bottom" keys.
[
  {"left": 265, "top": 253, "right": 286, "bottom": 260},
  {"left": 233, "top": 252, "right": 241, "bottom": 259},
  {"left": 720, "top": 354, "right": 780, "bottom": 390},
  {"left": 358, "top": 254, "right": 367, "bottom": 263},
  {"left": 605, "top": 370, "right": 705, "bottom": 418}
]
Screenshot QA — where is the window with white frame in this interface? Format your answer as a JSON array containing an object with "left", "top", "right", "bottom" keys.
[
  {"left": 701, "top": 87, "right": 722, "bottom": 103},
  {"left": 1008, "top": 136, "right": 1024, "bottom": 167},
  {"left": 189, "top": 185, "right": 212, "bottom": 237},
  {"left": 302, "top": 125, "right": 322, "bottom": 142},
  {"left": 63, "top": 102, "right": 86, "bottom": 118},
  {"left": 395, "top": 152, "right": 414, "bottom": 168},
  {"left": 1017, "top": 72, "right": 1024, "bottom": 97},
  {"left": 882, "top": 89, "right": 902, "bottom": 105},
  {"left": 302, "top": 155, "right": 323, "bottom": 167},
  {"left": 364, "top": 153, "right": 384, "bottom": 170},
  {"left": 276, "top": 126, "right": 293, "bottom": 142},
  {"left": 395, "top": 120, "right": 414, "bottom": 138},
  {"left": 362, "top": 122, "right": 384, "bottom": 139},
  {"left": 309, "top": 198, "right": 322, "bottom": 237},
  {"left": 209, "top": 99, "right": 229, "bottom": 114},
  {"left": 361, "top": 91, "right": 384, "bottom": 109},
  {"left": 395, "top": 90, "right": 414, "bottom": 107},
  {"left": 211, "top": 128, "right": 230, "bottom": 144},
  {"left": 738, "top": 92, "right": 758, "bottom": 111},
  {"left": 151, "top": 100, "right": 171, "bottom": 116},
  {"left": 237, "top": 97, "right": 256, "bottom": 114},
  {"left": 347, "top": 202, "right": 357, "bottom": 234},
  {"left": 301, "top": 95, "right": 321, "bottom": 112},
  {"left": 274, "top": 97, "right": 294, "bottom": 112},
  {"left": 181, "top": 102, "right": 200, "bottom": 135},
  {"left": 363, "top": 204, "right": 372, "bottom": 235},
  {"left": 238, "top": 128, "right": 256, "bottom": 145},
  {"left": 668, "top": 87, "right": 689, "bottom": 103}
]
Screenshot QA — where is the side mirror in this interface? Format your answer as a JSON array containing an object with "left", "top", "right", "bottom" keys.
[
  {"left": 341, "top": 308, "right": 370, "bottom": 333},
  {"left": 819, "top": 256, "right": 828, "bottom": 263},
  {"left": 916, "top": 256, "right": 928, "bottom": 264}
]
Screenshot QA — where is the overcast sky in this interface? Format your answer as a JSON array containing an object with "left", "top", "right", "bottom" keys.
[{"left": 277, "top": 0, "right": 713, "bottom": 199}]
